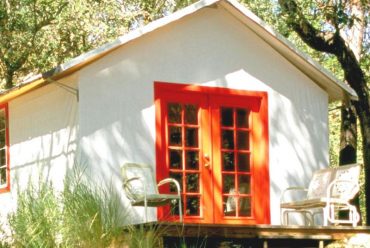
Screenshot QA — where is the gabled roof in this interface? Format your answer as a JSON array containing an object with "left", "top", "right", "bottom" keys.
[{"left": 0, "top": 0, "right": 357, "bottom": 103}]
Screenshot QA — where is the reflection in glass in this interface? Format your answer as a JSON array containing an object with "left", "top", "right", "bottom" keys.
[
  {"left": 0, "top": 131, "right": 4, "bottom": 148},
  {"left": 0, "top": 167, "right": 5, "bottom": 185},
  {"left": 224, "top": 196, "right": 236, "bottom": 216},
  {"left": 186, "top": 173, "right": 199, "bottom": 193},
  {"left": 0, "top": 149, "right": 5, "bottom": 166},
  {"left": 169, "top": 172, "right": 183, "bottom": 192},
  {"left": 185, "top": 128, "right": 198, "bottom": 147},
  {"left": 237, "top": 131, "right": 249, "bottom": 150},
  {"left": 0, "top": 111, "right": 5, "bottom": 130},
  {"left": 222, "top": 130, "right": 234, "bottom": 149},
  {"left": 223, "top": 174, "right": 235, "bottom": 193},
  {"left": 169, "top": 150, "right": 182, "bottom": 169},
  {"left": 168, "top": 103, "right": 182, "bottom": 123},
  {"left": 237, "top": 153, "right": 250, "bottom": 172},
  {"left": 184, "top": 105, "right": 198, "bottom": 124},
  {"left": 186, "top": 196, "right": 200, "bottom": 216},
  {"left": 236, "top": 109, "right": 249, "bottom": 128},
  {"left": 221, "top": 108, "right": 233, "bottom": 127},
  {"left": 169, "top": 126, "right": 182, "bottom": 146},
  {"left": 170, "top": 198, "right": 183, "bottom": 216},
  {"left": 186, "top": 151, "right": 199, "bottom": 170},
  {"left": 222, "top": 152, "right": 234, "bottom": 171},
  {"left": 239, "top": 197, "right": 251, "bottom": 216},
  {"left": 238, "top": 175, "right": 250, "bottom": 194}
]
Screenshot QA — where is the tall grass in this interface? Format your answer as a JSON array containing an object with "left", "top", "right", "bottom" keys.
[
  {"left": 1, "top": 167, "right": 207, "bottom": 248},
  {"left": 60, "top": 168, "right": 124, "bottom": 247},
  {"left": 3, "top": 167, "right": 126, "bottom": 247},
  {"left": 123, "top": 224, "right": 164, "bottom": 248},
  {"left": 8, "top": 180, "right": 61, "bottom": 248}
]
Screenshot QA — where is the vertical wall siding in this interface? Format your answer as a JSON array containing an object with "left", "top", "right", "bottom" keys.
[
  {"left": 0, "top": 75, "right": 79, "bottom": 218},
  {"left": 78, "top": 6, "right": 328, "bottom": 224}
]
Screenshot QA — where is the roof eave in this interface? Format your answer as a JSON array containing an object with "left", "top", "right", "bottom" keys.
[
  {"left": 0, "top": 0, "right": 221, "bottom": 105},
  {"left": 219, "top": 0, "right": 358, "bottom": 102},
  {"left": 0, "top": 0, "right": 357, "bottom": 105}
]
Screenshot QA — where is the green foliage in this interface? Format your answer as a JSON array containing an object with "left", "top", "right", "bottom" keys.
[
  {"left": 329, "top": 104, "right": 341, "bottom": 166},
  {"left": 8, "top": 180, "right": 61, "bottom": 248},
  {"left": 240, "top": 0, "right": 289, "bottom": 35},
  {"left": 0, "top": 0, "right": 198, "bottom": 89},
  {"left": 124, "top": 224, "right": 165, "bottom": 248},
  {"left": 0, "top": 0, "right": 69, "bottom": 88},
  {"left": 61, "top": 167, "right": 124, "bottom": 247},
  {"left": 2, "top": 165, "right": 212, "bottom": 247},
  {"left": 3, "top": 168, "right": 125, "bottom": 247}
]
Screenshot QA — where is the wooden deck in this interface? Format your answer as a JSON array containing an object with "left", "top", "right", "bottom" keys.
[{"left": 142, "top": 222, "right": 370, "bottom": 248}]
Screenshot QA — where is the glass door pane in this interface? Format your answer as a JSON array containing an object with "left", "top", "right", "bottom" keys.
[
  {"left": 167, "top": 103, "right": 201, "bottom": 217},
  {"left": 220, "top": 107, "right": 252, "bottom": 218},
  {"left": 156, "top": 82, "right": 270, "bottom": 225}
]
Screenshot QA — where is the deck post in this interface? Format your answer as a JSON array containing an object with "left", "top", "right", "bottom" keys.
[{"left": 318, "top": 240, "right": 324, "bottom": 248}]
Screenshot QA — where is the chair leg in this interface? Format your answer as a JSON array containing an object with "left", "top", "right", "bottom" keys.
[
  {"left": 144, "top": 197, "right": 148, "bottom": 222},
  {"left": 350, "top": 205, "right": 360, "bottom": 227},
  {"left": 284, "top": 211, "right": 289, "bottom": 225},
  {"left": 303, "top": 211, "right": 313, "bottom": 226},
  {"left": 280, "top": 209, "right": 285, "bottom": 225},
  {"left": 178, "top": 199, "right": 183, "bottom": 222},
  {"left": 282, "top": 210, "right": 289, "bottom": 225},
  {"left": 323, "top": 206, "right": 329, "bottom": 226}
]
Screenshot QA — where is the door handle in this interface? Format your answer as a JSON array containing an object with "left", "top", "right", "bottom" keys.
[{"left": 204, "top": 154, "right": 211, "bottom": 169}]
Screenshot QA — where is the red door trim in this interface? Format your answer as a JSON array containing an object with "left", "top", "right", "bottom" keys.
[
  {"left": 154, "top": 82, "right": 270, "bottom": 224},
  {"left": 0, "top": 103, "right": 10, "bottom": 193}
]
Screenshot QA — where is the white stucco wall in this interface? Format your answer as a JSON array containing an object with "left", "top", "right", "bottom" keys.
[
  {"left": 78, "top": 6, "right": 329, "bottom": 224},
  {"left": 0, "top": 75, "right": 79, "bottom": 219}
]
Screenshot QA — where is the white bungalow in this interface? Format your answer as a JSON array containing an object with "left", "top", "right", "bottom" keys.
[{"left": 0, "top": 0, "right": 356, "bottom": 226}]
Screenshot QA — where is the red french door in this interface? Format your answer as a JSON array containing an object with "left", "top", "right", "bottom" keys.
[{"left": 155, "top": 82, "right": 270, "bottom": 225}]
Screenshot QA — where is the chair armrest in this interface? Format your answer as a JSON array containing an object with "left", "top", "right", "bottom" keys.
[
  {"left": 326, "top": 179, "right": 360, "bottom": 200},
  {"left": 123, "top": 177, "right": 147, "bottom": 201},
  {"left": 157, "top": 178, "right": 181, "bottom": 196},
  {"left": 123, "top": 176, "right": 142, "bottom": 187},
  {"left": 280, "top": 187, "right": 308, "bottom": 203}
]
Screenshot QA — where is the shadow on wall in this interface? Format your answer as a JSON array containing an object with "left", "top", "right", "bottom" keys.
[
  {"left": 76, "top": 72, "right": 329, "bottom": 225},
  {"left": 78, "top": 106, "right": 156, "bottom": 224},
  {"left": 5, "top": 7, "right": 331, "bottom": 224},
  {"left": 269, "top": 90, "right": 328, "bottom": 224}
]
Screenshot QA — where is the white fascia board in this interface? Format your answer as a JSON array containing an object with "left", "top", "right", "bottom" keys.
[
  {"left": 220, "top": 0, "right": 357, "bottom": 101},
  {"left": 7, "top": 0, "right": 357, "bottom": 102}
]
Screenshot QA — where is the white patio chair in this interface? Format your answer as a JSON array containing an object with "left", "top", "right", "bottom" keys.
[
  {"left": 280, "top": 163, "right": 361, "bottom": 227},
  {"left": 121, "top": 163, "right": 183, "bottom": 222}
]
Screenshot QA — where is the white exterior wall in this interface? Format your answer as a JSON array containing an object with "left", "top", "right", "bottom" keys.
[
  {"left": 0, "top": 75, "right": 79, "bottom": 219},
  {"left": 78, "top": 6, "right": 328, "bottom": 225}
]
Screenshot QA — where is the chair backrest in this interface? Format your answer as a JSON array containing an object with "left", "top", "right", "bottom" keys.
[
  {"left": 121, "top": 163, "right": 158, "bottom": 201},
  {"left": 306, "top": 167, "right": 333, "bottom": 199},
  {"left": 306, "top": 164, "right": 361, "bottom": 200},
  {"left": 331, "top": 163, "right": 361, "bottom": 200}
]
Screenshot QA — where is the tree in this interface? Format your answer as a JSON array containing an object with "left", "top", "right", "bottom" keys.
[
  {"left": 0, "top": 0, "right": 196, "bottom": 89},
  {"left": 0, "top": 0, "right": 134, "bottom": 89},
  {"left": 0, "top": 0, "right": 68, "bottom": 89},
  {"left": 278, "top": 0, "right": 370, "bottom": 224}
]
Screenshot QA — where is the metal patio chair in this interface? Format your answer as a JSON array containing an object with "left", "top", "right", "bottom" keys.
[
  {"left": 121, "top": 163, "right": 183, "bottom": 222},
  {"left": 280, "top": 163, "right": 361, "bottom": 227}
]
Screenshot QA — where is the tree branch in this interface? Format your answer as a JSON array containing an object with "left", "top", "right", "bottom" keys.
[
  {"left": 278, "top": 0, "right": 339, "bottom": 53},
  {"left": 279, "top": 0, "right": 370, "bottom": 224}
]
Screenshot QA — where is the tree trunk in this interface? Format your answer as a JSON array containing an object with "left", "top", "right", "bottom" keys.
[
  {"left": 356, "top": 98, "right": 370, "bottom": 225},
  {"left": 339, "top": 102, "right": 361, "bottom": 223},
  {"left": 5, "top": 70, "right": 14, "bottom": 89},
  {"left": 339, "top": 103, "right": 357, "bottom": 165},
  {"left": 337, "top": 45, "right": 370, "bottom": 225},
  {"left": 278, "top": 0, "right": 370, "bottom": 225}
]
